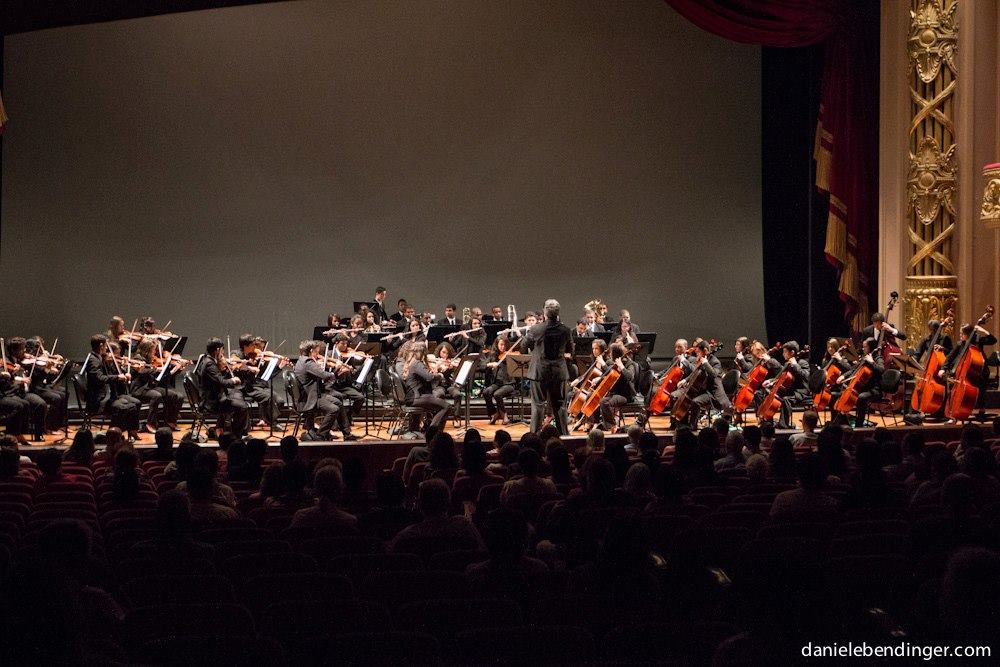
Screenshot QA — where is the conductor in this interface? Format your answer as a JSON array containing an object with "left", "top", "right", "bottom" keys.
[{"left": 524, "top": 299, "right": 574, "bottom": 434}]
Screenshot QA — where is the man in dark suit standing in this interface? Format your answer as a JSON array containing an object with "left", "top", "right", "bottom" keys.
[
  {"left": 371, "top": 287, "right": 389, "bottom": 324},
  {"left": 524, "top": 299, "right": 574, "bottom": 434}
]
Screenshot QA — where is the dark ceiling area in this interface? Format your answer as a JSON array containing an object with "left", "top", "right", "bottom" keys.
[{"left": 0, "top": 0, "right": 290, "bottom": 35}]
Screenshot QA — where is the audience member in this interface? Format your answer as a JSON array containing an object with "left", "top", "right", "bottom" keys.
[
  {"left": 623, "top": 462, "right": 655, "bottom": 507},
  {"left": 501, "top": 448, "right": 557, "bottom": 508},
  {"left": 186, "top": 464, "right": 239, "bottom": 525},
  {"left": 789, "top": 411, "right": 819, "bottom": 448},
  {"left": 62, "top": 429, "right": 95, "bottom": 466},
  {"left": 142, "top": 427, "right": 175, "bottom": 462},
  {"left": 466, "top": 508, "right": 547, "bottom": 588},
  {"left": 715, "top": 431, "right": 746, "bottom": 472},
  {"left": 769, "top": 453, "right": 838, "bottom": 518},
  {"left": 453, "top": 439, "right": 505, "bottom": 505},
  {"left": 359, "top": 474, "right": 419, "bottom": 540},
  {"left": 279, "top": 435, "right": 300, "bottom": 464},
  {"left": 175, "top": 450, "right": 236, "bottom": 507},
  {"left": 132, "top": 489, "right": 215, "bottom": 559},
  {"left": 389, "top": 478, "right": 484, "bottom": 552},
  {"left": 290, "top": 464, "right": 359, "bottom": 533}
]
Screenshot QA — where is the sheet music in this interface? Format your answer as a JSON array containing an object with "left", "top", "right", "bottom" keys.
[
  {"left": 78, "top": 353, "right": 91, "bottom": 376},
  {"left": 455, "top": 359, "right": 474, "bottom": 386},
  {"left": 355, "top": 357, "right": 374, "bottom": 386},
  {"left": 260, "top": 356, "right": 280, "bottom": 383}
]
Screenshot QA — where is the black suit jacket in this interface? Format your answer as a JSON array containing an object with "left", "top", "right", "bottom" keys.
[
  {"left": 83, "top": 353, "right": 121, "bottom": 413},
  {"left": 524, "top": 318, "right": 573, "bottom": 383},
  {"left": 199, "top": 356, "right": 240, "bottom": 412},
  {"left": 293, "top": 356, "right": 336, "bottom": 411},
  {"left": 371, "top": 301, "right": 389, "bottom": 323}
]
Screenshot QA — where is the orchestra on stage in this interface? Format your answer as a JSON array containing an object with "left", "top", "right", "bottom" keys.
[{"left": 1, "top": 287, "right": 997, "bottom": 444}]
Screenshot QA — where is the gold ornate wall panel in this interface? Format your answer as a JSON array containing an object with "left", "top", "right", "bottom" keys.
[{"left": 905, "top": 0, "right": 959, "bottom": 340}]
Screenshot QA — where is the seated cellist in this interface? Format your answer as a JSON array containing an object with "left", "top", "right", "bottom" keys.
[{"left": 832, "top": 337, "right": 883, "bottom": 428}]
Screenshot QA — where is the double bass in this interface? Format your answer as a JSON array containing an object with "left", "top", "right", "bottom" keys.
[
  {"left": 813, "top": 343, "right": 849, "bottom": 410},
  {"left": 757, "top": 346, "right": 810, "bottom": 422},
  {"left": 910, "top": 310, "right": 953, "bottom": 414},
  {"left": 945, "top": 306, "right": 994, "bottom": 421},
  {"left": 877, "top": 291, "right": 902, "bottom": 364},
  {"left": 732, "top": 341, "right": 781, "bottom": 414}
]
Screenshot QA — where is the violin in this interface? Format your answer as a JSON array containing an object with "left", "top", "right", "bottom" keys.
[
  {"left": 910, "top": 310, "right": 953, "bottom": 414},
  {"left": 813, "top": 343, "right": 849, "bottom": 410},
  {"left": 430, "top": 356, "right": 460, "bottom": 374},
  {"left": 732, "top": 341, "right": 781, "bottom": 414},
  {"left": 757, "top": 346, "right": 810, "bottom": 421},
  {"left": 945, "top": 306, "right": 994, "bottom": 421}
]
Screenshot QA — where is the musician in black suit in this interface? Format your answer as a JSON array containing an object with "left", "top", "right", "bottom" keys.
[
  {"left": 912, "top": 319, "right": 954, "bottom": 363},
  {"left": 389, "top": 299, "right": 408, "bottom": 325},
  {"left": 583, "top": 310, "right": 605, "bottom": 334},
  {"left": 833, "top": 337, "right": 883, "bottom": 428},
  {"left": 453, "top": 316, "right": 487, "bottom": 354},
  {"left": 597, "top": 343, "right": 640, "bottom": 430},
  {"left": 615, "top": 309, "right": 641, "bottom": 335},
  {"left": 199, "top": 338, "right": 249, "bottom": 438},
  {"left": 524, "top": 299, "right": 574, "bottom": 434},
  {"left": 23, "top": 336, "right": 68, "bottom": 434},
  {"left": 1, "top": 357, "right": 31, "bottom": 445},
  {"left": 773, "top": 341, "right": 811, "bottom": 429},
  {"left": 441, "top": 304, "right": 460, "bottom": 327},
  {"left": 485, "top": 306, "right": 505, "bottom": 322},
  {"left": 371, "top": 287, "right": 389, "bottom": 324},
  {"left": 293, "top": 340, "right": 356, "bottom": 441},
  {"left": 861, "top": 312, "right": 906, "bottom": 350},
  {"left": 671, "top": 339, "right": 731, "bottom": 427},
  {"left": 83, "top": 334, "right": 142, "bottom": 437},
  {"left": 940, "top": 322, "right": 997, "bottom": 413},
  {"left": 330, "top": 335, "right": 366, "bottom": 417},
  {"left": 232, "top": 335, "right": 283, "bottom": 428}
]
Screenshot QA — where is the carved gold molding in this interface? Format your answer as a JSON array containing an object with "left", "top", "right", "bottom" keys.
[
  {"left": 908, "top": 0, "right": 958, "bottom": 83},
  {"left": 904, "top": 276, "right": 958, "bottom": 340},
  {"left": 982, "top": 164, "right": 1000, "bottom": 231}
]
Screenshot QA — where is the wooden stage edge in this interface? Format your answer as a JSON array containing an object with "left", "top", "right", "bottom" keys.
[{"left": 14, "top": 410, "right": 1000, "bottom": 488}]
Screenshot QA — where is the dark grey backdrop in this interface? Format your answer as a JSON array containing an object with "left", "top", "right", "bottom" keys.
[{"left": 1, "top": 0, "right": 763, "bottom": 358}]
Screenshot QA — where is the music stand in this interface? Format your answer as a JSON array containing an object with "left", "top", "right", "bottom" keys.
[
  {"left": 573, "top": 337, "right": 597, "bottom": 356},
  {"left": 452, "top": 353, "right": 481, "bottom": 433},
  {"left": 594, "top": 331, "right": 613, "bottom": 345},
  {"left": 258, "top": 356, "right": 285, "bottom": 441},
  {"left": 889, "top": 352, "right": 924, "bottom": 374},
  {"left": 428, "top": 324, "right": 460, "bottom": 343},
  {"left": 484, "top": 322, "right": 512, "bottom": 346},
  {"left": 505, "top": 353, "right": 532, "bottom": 424},
  {"left": 636, "top": 333, "right": 657, "bottom": 360}
]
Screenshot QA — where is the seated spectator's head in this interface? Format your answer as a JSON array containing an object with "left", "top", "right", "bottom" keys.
[
  {"left": 174, "top": 442, "right": 201, "bottom": 481},
  {"left": 154, "top": 427, "right": 174, "bottom": 454},
  {"left": 796, "top": 452, "right": 825, "bottom": 490},
  {"left": 855, "top": 438, "right": 882, "bottom": 472},
  {"left": 538, "top": 424, "right": 559, "bottom": 443},
  {"left": 227, "top": 440, "right": 248, "bottom": 470},
  {"left": 725, "top": 431, "right": 745, "bottom": 458},
  {"left": 696, "top": 427, "right": 720, "bottom": 456},
  {"left": 713, "top": 416, "right": 730, "bottom": 441},
  {"left": 342, "top": 457, "right": 366, "bottom": 492},
  {"left": 463, "top": 429, "right": 482, "bottom": 444},
  {"left": 673, "top": 427, "right": 698, "bottom": 469},
  {"left": 217, "top": 431, "right": 235, "bottom": 452},
  {"left": 0, "top": 447, "right": 19, "bottom": 478},
  {"left": 873, "top": 427, "right": 893, "bottom": 447},
  {"left": 638, "top": 431, "right": 659, "bottom": 455},
  {"left": 626, "top": 424, "right": 643, "bottom": 446},
  {"left": 281, "top": 459, "right": 309, "bottom": 498},
  {"left": 961, "top": 446, "right": 992, "bottom": 478},
  {"left": 430, "top": 432, "right": 458, "bottom": 470},
  {"left": 960, "top": 424, "right": 985, "bottom": 451},
  {"left": 746, "top": 454, "right": 768, "bottom": 484},
  {"left": 186, "top": 465, "right": 215, "bottom": 503},
  {"left": 483, "top": 508, "right": 529, "bottom": 562},
  {"left": 157, "top": 489, "right": 192, "bottom": 539},
  {"left": 941, "top": 473, "right": 974, "bottom": 515},
  {"left": 65, "top": 429, "right": 95, "bottom": 465},
  {"left": 36, "top": 448, "right": 63, "bottom": 479},
  {"left": 375, "top": 473, "right": 406, "bottom": 507},
  {"left": 313, "top": 465, "right": 345, "bottom": 504},
  {"left": 903, "top": 431, "right": 926, "bottom": 457},
  {"left": 519, "top": 432, "right": 543, "bottom": 455},
  {"left": 801, "top": 411, "right": 819, "bottom": 431},
  {"left": 112, "top": 465, "right": 140, "bottom": 504},
  {"left": 624, "top": 462, "right": 652, "bottom": 499},
  {"left": 498, "top": 442, "right": 520, "bottom": 467},
  {"left": 115, "top": 448, "right": 139, "bottom": 472},
  {"left": 279, "top": 435, "right": 299, "bottom": 463},
  {"left": 314, "top": 458, "right": 343, "bottom": 476},
  {"left": 416, "top": 478, "right": 450, "bottom": 517},
  {"left": 493, "top": 429, "right": 511, "bottom": 449},
  {"left": 930, "top": 450, "right": 959, "bottom": 482},
  {"left": 941, "top": 547, "right": 1000, "bottom": 643},
  {"left": 517, "top": 448, "right": 541, "bottom": 478},
  {"left": 192, "top": 450, "right": 220, "bottom": 479},
  {"left": 38, "top": 519, "right": 92, "bottom": 575},
  {"left": 653, "top": 466, "right": 683, "bottom": 502},
  {"left": 759, "top": 422, "right": 775, "bottom": 443},
  {"left": 817, "top": 431, "right": 847, "bottom": 478},
  {"left": 259, "top": 463, "right": 284, "bottom": 498},
  {"left": 583, "top": 455, "right": 617, "bottom": 500},
  {"left": 424, "top": 424, "right": 439, "bottom": 444},
  {"left": 881, "top": 437, "right": 903, "bottom": 466},
  {"left": 462, "top": 440, "right": 488, "bottom": 475},
  {"left": 586, "top": 427, "right": 605, "bottom": 452},
  {"left": 246, "top": 438, "right": 267, "bottom": 466},
  {"left": 546, "top": 442, "right": 571, "bottom": 478},
  {"left": 742, "top": 425, "right": 761, "bottom": 453}
]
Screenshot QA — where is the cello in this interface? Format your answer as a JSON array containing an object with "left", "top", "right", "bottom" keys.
[
  {"left": 669, "top": 340, "right": 722, "bottom": 422},
  {"left": 732, "top": 341, "right": 781, "bottom": 414},
  {"left": 945, "top": 306, "right": 994, "bottom": 421},
  {"left": 833, "top": 352, "right": 875, "bottom": 415},
  {"left": 574, "top": 359, "right": 622, "bottom": 430},
  {"left": 646, "top": 344, "right": 696, "bottom": 416},
  {"left": 813, "top": 342, "right": 849, "bottom": 410},
  {"left": 757, "top": 346, "right": 810, "bottom": 422},
  {"left": 567, "top": 359, "right": 605, "bottom": 418},
  {"left": 910, "top": 309, "right": 953, "bottom": 414}
]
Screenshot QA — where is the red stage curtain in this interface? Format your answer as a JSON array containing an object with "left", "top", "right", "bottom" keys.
[{"left": 665, "top": 0, "right": 877, "bottom": 328}]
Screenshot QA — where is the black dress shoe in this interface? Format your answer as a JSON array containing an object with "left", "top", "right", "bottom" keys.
[{"left": 343, "top": 434, "right": 360, "bottom": 442}]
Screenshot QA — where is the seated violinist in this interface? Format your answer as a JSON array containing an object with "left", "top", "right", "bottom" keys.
[
  {"left": 24, "top": 336, "right": 68, "bottom": 434},
  {"left": 8, "top": 337, "right": 53, "bottom": 439},
  {"left": 292, "top": 339, "right": 356, "bottom": 441},
  {"left": 198, "top": 338, "right": 248, "bottom": 437},
  {"left": 107, "top": 315, "right": 134, "bottom": 344},
  {"left": 597, "top": 342, "right": 641, "bottom": 432},
  {"left": 233, "top": 334, "right": 281, "bottom": 428},
  {"left": 83, "top": 334, "right": 142, "bottom": 439},
  {"left": 400, "top": 341, "right": 451, "bottom": 431},
  {"left": 130, "top": 337, "right": 184, "bottom": 432},
  {"left": 1, "top": 350, "right": 32, "bottom": 445},
  {"left": 483, "top": 337, "right": 516, "bottom": 425},
  {"left": 832, "top": 337, "right": 883, "bottom": 428},
  {"left": 330, "top": 335, "right": 366, "bottom": 418},
  {"left": 428, "top": 341, "right": 463, "bottom": 413}
]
